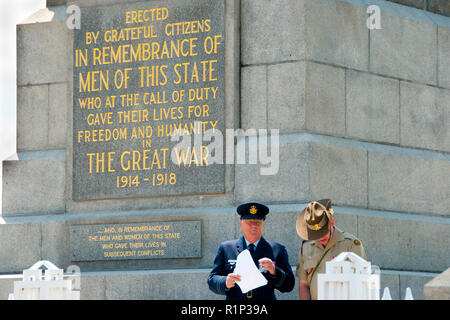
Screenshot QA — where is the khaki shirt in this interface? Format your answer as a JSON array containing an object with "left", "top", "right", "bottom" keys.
[{"left": 296, "top": 227, "right": 366, "bottom": 300}]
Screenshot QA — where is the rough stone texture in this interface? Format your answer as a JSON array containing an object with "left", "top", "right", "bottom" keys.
[
  {"left": 242, "top": 0, "right": 368, "bottom": 69},
  {"left": 2, "top": 155, "right": 66, "bottom": 216},
  {"left": 305, "top": 62, "right": 346, "bottom": 136},
  {"left": 400, "top": 272, "right": 436, "bottom": 300},
  {"left": 241, "top": 0, "right": 305, "bottom": 65},
  {"left": 368, "top": 150, "right": 450, "bottom": 216},
  {"left": 400, "top": 82, "right": 450, "bottom": 152},
  {"left": 41, "top": 221, "right": 71, "bottom": 270},
  {"left": 85, "top": 269, "right": 297, "bottom": 300},
  {"left": 346, "top": 70, "right": 400, "bottom": 144},
  {"left": 17, "top": 83, "right": 68, "bottom": 151},
  {"left": 438, "top": 27, "right": 450, "bottom": 89},
  {"left": 17, "top": 20, "right": 69, "bottom": 85},
  {"left": 263, "top": 209, "right": 303, "bottom": 267},
  {"left": 65, "top": 182, "right": 235, "bottom": 214},
  {"left": 370, "top": 11, "right": 437, "bottom": 85},
  {"left": 266, "top": 61, "right": 346, "bottom": 136},
  {"left": 0, "top": 223, "right": 41, "bottom": 273},
  {"left": 17, "top": 85, "right": 49, "bottom": 151},
  {"left": 268, "top": 62, "right": 306, "bottom": 133},
  {"left": 0, "top": 276, "right": 19, "bottom": 300},
  {"left": 309, "top": 140, "right": 367, "bottom": 207},
  {"left": 103, "top": 270, "right": 219, "bottom": 300},
  {"left": 80, "top": 273, "right": 106, "bottom": 300},
  {"left": 424, "top": 268, "right": 450, "bottom": 300},
  {"left": 306, "top": 0, "right": 369, "bottom": 71},
  {"left": 241, "top": 66, "right": 267, "bottom": 129},
  {"left": 48, "top": 83, "right": 68, "bottom": 149},
  {"left": 358, "top": 214, "right": 450, "bottom": 272},
  {"left": 380, "top": 271, "right": 400, "bottom": 300},
  {"left": 235, "top": 137, "right": 310, "bottom": 203},
  {"left": 223, "top": 0, "right": 241, "bottom": 144}
]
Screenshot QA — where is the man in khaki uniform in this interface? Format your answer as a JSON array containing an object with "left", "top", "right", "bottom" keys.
[{"left": 295, "top": 199, "right": 366, "bottom": 300}]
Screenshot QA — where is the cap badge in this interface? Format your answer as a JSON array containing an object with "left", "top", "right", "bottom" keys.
[{"left": 249, "top": 205, "right": 257, "bottom": 215}]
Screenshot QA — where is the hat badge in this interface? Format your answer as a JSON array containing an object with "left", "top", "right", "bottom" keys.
[{"left": 249, "top": 205, "right": 257, "bottom": 215}]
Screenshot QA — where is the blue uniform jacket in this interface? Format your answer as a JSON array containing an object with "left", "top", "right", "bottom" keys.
[{"left": 207, "top": 236, "right": 295, "bottom": 300}]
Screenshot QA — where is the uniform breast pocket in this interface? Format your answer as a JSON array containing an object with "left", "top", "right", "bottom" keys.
[
  {"left": 225, "top": 260, "right": 236, "bottom": 273},
  {"left": 302, "top": 259, "right": 316, "bottom": 270}
]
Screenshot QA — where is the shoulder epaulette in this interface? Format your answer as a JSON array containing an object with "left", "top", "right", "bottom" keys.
[
  {"left": 343, "top": 232, "right": 356, "bottom": 240},
  {"left": 343, "top": 233, "right": 361, "bottom": 246}
]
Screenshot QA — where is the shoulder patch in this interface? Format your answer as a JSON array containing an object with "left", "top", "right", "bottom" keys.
[
  {"left": 354, "top": 239, "right": 360, "bottom": 246},
  {"left": 296, "top": 263, "right": 300, "bottom": 270}
]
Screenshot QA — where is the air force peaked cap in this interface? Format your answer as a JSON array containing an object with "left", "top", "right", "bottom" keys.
[{"left": 237, "top": 202, "right": 269, "bottom": 220}]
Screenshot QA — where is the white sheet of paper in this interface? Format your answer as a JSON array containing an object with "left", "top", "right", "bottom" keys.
[{"left": 233, "top": 249, "right": 268, "bottom": 294}]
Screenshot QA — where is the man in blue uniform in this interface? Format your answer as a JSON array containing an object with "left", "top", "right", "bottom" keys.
[{"left": 207, "top": 202, "right": 295, "bottom": 300}]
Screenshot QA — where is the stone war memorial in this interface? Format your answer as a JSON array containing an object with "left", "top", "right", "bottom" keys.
[{"left": 0, "top": 0, "right": 449, "bottom": 300}]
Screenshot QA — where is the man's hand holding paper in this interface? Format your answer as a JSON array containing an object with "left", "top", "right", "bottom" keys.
[{"left": 233, "top": 249, "right": 268, "bottom": 294}]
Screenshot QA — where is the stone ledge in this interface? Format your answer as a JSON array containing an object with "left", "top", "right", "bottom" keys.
[
  {"left": 0, "top": 211, "right": 239, "bottom": 274},
  {"left": 0, "top": 204, "right": 447, "bottom": 274},
  {"left": 424, "top": 268, "right": 450, "bottom": 299},
  {"left": 2, "top": 201, "right": 448, "bottom": 224},
  {"left": 2, "top": 153, "right": 66, "bottom": 216},
  {"left": 17, "top": 20, "right": 70, "bottom": 86},
  {"left": 0, "top": 267, "right": 438, "bottom": 300},
  {"left": 381, "top": 269, "right": 439, "bottom": 300},
  {"left": 369, "top": 7, "right": 438, "bottom": 85},
  {"left": 236, "top": 133, "right": 449, "bottom": 215},
  {"left": 67, "top": 0, "right": 143, "bottom": 8},
  {"left": 345, "top": 0, "right": 450, "bottom": 22}
]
